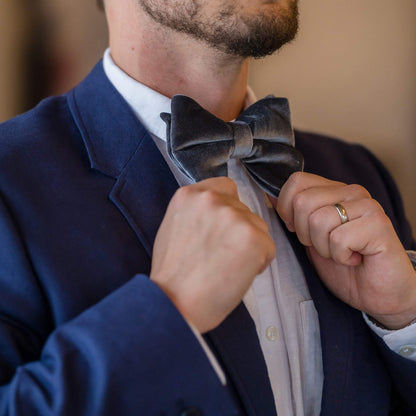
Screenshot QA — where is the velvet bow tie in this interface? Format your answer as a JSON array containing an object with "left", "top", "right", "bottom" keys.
[{"left": 161, "top": 95, "right": 304, "bottom": 198}]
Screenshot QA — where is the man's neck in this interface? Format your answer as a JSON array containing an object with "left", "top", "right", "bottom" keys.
[{"left": 107, "top": 1, "right": 249, "bottom": 121}]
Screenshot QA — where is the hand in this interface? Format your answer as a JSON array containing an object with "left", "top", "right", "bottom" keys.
[
  {"left": 151, "top": 177, "right": 276, "bottom": 333},
  {"left": 273, "top": 172, "right": 416, "bottom": 330}
]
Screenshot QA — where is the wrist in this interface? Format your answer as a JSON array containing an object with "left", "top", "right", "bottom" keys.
[
  {"left": 372, "top": 250, "right": 416, "bottom": 330},
  {"left": 368, "top": 314, "right": 416, "bottom": 331}
]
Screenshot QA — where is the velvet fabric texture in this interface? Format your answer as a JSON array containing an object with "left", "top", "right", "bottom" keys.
[{"left": 161, "top": 95, "right": 304, "bottom": 198}]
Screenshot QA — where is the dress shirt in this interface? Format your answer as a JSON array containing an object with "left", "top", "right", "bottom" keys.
[{"left": 102, "top": 48, "right": 416, "bottom": 415}]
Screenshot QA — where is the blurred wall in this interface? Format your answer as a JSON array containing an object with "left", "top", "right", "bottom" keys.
[
  {"left": 0, "top": 0, "right": 107, "bottom": 122},
  {"left": 0, "top": 0, "right": 30, "bottom": 121},
  {"left": 39, "top": 0, "right": 108, "bottom": 95},
  {"left": 250, "top": 0, "right": 416, "bottom": 232}
]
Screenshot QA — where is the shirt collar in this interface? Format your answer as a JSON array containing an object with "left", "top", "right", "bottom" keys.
[{"left": 103, "top": 48, "right": 257, "bottom": 142}]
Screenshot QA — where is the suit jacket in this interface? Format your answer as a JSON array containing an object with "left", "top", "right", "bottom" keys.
[{"left": 0, "top": 61, "right": 415, "bottom": 416}]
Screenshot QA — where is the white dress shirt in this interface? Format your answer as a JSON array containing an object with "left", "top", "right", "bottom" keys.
[{"left": 102, "top": 48, "right": 416, "bottom": 415}]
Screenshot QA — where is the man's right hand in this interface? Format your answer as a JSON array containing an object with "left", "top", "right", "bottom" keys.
[{"left": 150, "top": 177, "right": 276, "bottom": 333}]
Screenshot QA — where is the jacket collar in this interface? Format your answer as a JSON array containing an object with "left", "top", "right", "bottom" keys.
[
  {"left": 68, "top": 60, "right": 151, "bottom": 178},
  {"left": 67, "top": 61, "right": 178, "bottom": 256}
]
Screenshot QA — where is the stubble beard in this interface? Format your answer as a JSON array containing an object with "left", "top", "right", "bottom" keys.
[{"left": 138, "top": 0, "right": 299, "bottom": 58}]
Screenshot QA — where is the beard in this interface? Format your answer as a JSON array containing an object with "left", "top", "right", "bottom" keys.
[{"left": 137, "top": 0, "right": 299, "bottom": 58}]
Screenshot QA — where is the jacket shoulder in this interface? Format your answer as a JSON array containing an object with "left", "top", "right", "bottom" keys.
[
  {"left": 295, "top": 130, "right": 374, "bottom": 180},
  {"left": 0, "top": 95, "right": 71, "bottom": 152},
  {"left": 0, "top": 95, "right": 86, "bottom": 185}
]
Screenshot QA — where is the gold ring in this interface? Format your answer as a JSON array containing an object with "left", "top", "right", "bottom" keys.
[{"left": 334, "top": 203, "right": 348, "bottom": 224}]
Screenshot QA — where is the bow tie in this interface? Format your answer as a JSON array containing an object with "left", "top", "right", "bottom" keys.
[{"left": 160, "top": 95, "right": 304, "bottom": 198}]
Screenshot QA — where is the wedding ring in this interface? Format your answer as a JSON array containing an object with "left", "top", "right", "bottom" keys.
[{"left": 334, "top": 203, "right": 348, "bottom": 224}]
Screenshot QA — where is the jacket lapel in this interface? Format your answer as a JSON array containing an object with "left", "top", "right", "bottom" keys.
[
  {"left": 68, "top": 61, "right": 178, "bottom": 256},
  {"left": 68, "top": 61, "right": 275, "bottom": 414},
  {"left": 108, "top": 137, "right": 178, "bottom": 256}
]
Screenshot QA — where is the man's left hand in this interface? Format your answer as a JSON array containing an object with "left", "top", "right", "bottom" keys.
[{"left": 273, "top": 172, "right": 416, "bottom": 330}]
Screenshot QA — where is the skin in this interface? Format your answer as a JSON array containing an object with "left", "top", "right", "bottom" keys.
[
  {"left": 273, "top": 173, "right": 416, "bottom": 330},
  {"left": 105, "top": 0, "right": 416, "bottom": 332},
  {"left": 151, "top": 178, "right": 276, "bottom": 333},
  {"left": 106, "top": 0, "right": 297, "bottom": 120}
]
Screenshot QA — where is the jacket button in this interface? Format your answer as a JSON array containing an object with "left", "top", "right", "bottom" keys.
[{"left": 181, "top": 408, "right": 202, "bottom": 416}]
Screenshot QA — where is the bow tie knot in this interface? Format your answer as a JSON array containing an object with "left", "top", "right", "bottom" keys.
[
  {"left": 161, "top": 94, "right": 304, "bottom": 198},
  {"left": 230, "top": 121, "right": 254, "bottom": 159}
]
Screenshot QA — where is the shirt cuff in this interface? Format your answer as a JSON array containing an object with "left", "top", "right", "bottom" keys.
[
  {"left": 187, "top": 321, "right": 227, "bottom": 386},
  {"left": 363, "top": 250, "right": 416, "bottom": 360},
  {"left": 363, "top": 313, "right": 416, "bottom": 361}
]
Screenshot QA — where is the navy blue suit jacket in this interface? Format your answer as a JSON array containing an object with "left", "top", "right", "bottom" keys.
[{"left": 0, "top": 61, "right": 415, "bottom": 415}]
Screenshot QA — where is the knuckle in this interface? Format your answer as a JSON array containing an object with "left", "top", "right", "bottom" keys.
[
  {"left": 328, "top": 229, "right": 349, "bottom": 263},
  {"left": 360, "top": 197, "right": 379, "bottom": 212},
  {"left": 293, "top": 192, "right": 310, "bottom": 213},
  {"left": 240, "top": 223, "right": 260, "bottom": 243},
  {"left": 286, "top": 171, "right": 304, "bottom": 189},
  {"left": 359, "top": 198, "right": 386, "bottom": 219},
  {"left": 345, "top": 184, "right": 371, "bottom": 199},
  {"left": 199, "top": 189, "right": 221, "bottom": 208},
  {"left": 369, "top": 199, "right": 384, "bottom": 213},
  {"left": 171, "top": 186, "right": 193, "bottom": 207},
  {"left": 219, "top": 205, "right": 239, "bottom": 224},
  {"left": 259, "top": 218, "right": 270, "bottom": 234},
  {"left": 371, "top": 210, "right": 390, "bottom": 227},
  {"left": 239, "top": 222, "right": 269, "bottom": 249},
  {"left": 329, "top": 227, "right": 344, "bottom": 247},
  {"left": 223, "top": 177, "right": 238, "bottom": 192},
  {"left": 266, "top": 234, "right": 276, "bottom": 251},
  {"left": 256, "top": 237, "right": 276, "bottom": 271},
  {"left": 209, "top": 176, "right": 238, "bottom": 196},
  {"left": 309, "top": 209, "right": 325, "bottom": 230}
]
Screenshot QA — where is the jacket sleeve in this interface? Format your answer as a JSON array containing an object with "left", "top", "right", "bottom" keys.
[
  {"left": 0, "top": 195, "right": 238, "bottom": 416},
  {"left": 357, "top": 145, "right": 416, "bottom": 413},
  {"left": 373, "top": 334, "right": 416, "bottom": 414}
]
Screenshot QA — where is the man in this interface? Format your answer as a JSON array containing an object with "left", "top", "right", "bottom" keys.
[{"left": 0, "top": 0, "right": 415, "bottom": 414}]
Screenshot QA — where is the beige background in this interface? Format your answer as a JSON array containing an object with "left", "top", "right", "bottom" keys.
[
  {"left": 1, "top": 0, "right": 415, "bottom": 231},
  {"left": 0, "top": 1, "right": 31, "bottom": 121},
  {"left": 250, "top": 0, "right": 416, "bottom": 232}
]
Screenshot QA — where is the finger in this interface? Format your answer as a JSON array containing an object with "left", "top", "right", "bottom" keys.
[
  {"left": 215, "top": 202, "right": 272, "bottom": 235},
  {"left": 276, "top": 172, "right": 345, "bottom": 231},
  {"left": 309, "top": 204, "right": 343, "bottom": 257},
  {"left": 245, "top": 229, "right": 277, "bottom": 276},
  {"left": 260, "top": 233, "right": 277, "bottom": 273},
  {"left": 245, "top": 212, "right": 272, "bottom": 236},
  {"left": 309, "top": 197, "right": 382, "bottom": 261},
  {"left": 292, "top": 185, "right": 348, "bottom": 245},
  {"left": 175, "top": 181, "right": 272, "bottom": 237},
  {"left": 193, "top": 176, "right": 239, "bottom": 198},
  {"left": 192, "top": 177, "right": 274, "bottom": 235},
  {"left": 171, "top": 178, "right": 244, "bottom": 216},
  {"left": 328, "top": 200, "right": 391, "bottom": 265},
  {"left": 292, "top": 184, "right": 369, "bottom": 246},
  {"left": 209, "top": 208, "right": 276, "bottom": 277}
]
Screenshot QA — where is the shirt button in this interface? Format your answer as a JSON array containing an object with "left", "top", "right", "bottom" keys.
[
  {"left": 265, "top": 326, "right": 278, "bottom": 341},
  {"left": 398, "top": 345, "right": 416, "bottom": 357}
]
